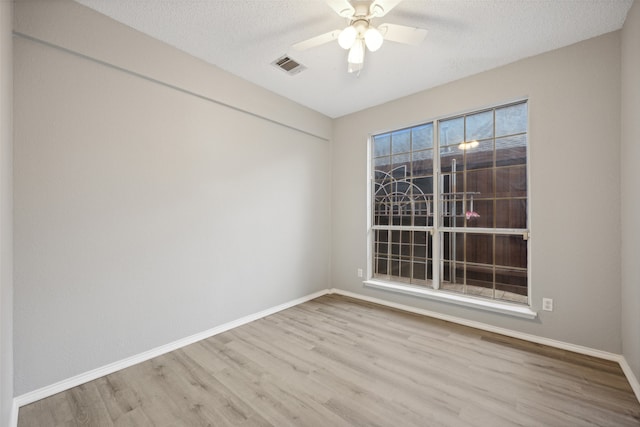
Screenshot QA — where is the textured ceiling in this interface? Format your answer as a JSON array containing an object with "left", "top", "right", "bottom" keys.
[{"left": 74, "top": 0, "right": 633, "bottom": 118}]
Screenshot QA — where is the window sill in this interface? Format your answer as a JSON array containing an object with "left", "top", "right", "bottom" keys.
[{"left": 363, "top": 280, "right": 537, "bottom": 319}]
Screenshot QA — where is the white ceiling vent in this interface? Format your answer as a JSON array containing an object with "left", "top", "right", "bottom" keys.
[{"left": 272, "top": 55, "right": 306, "bottom": 75}]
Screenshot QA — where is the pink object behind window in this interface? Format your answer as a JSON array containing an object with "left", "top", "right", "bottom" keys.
[{"left": 466, "top": 211, "right": 480, "bottom": 220}]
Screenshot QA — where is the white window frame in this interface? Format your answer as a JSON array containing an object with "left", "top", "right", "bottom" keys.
[{"left": 364, "top": 100, "right": 536, "bottom": 319}]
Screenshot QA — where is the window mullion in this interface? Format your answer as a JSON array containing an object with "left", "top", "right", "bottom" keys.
[{"left": 432, "top": 120, "right": 440, "bottom": 289}]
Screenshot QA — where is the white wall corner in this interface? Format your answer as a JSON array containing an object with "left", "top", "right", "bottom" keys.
[{"left": 9, "top": 399, "right": 18, "bottom": 427}]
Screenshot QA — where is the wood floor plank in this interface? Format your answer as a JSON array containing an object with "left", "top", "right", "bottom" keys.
[
  {"left": 66, "top": 383, "right": 113, "bottom": 426},
  {"left": 18, "top": 294, "right": 640, "bottom": 426}
]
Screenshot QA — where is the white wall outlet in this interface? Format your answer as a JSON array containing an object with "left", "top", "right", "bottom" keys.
[
  {"left": 542, "top": 298, "right": 553, "bottom": 312},
  {"left": 357, "top": 268, "right": 363, "bottom": 278}
]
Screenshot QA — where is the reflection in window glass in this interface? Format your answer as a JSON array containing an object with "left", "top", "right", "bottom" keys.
[
  {"left": 496, "top": 135, "right": 527, "bottom": 166},
  {"left": 373, "top": 133, "right": 391, "bottom": 157},
  {"left": 412, "top": 149, "right": 434, "bottom": 175},
  {"left": 439, "top": 146, "right": 463, "bottom": 173},
  {"left": 465, "top": 139, "right": 494, "bottom": 170},
  {"left": 413, "top": 124, "right": 433, "bottom": 150},
  {"left": 496, "top": 103, "right": 528, "bottom": 137},
  {"left": 466, "top": 110, "right": 494, "bottom": 141},
  {"left": 392, "top": 129, "right": 411, "bottom": 154},
  {"left": 440, "top": 117, "right": 464, "bottom": 146}
]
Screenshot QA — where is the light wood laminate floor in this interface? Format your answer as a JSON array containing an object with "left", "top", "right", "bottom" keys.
[{"left": 18, "top": 295, "right": 640, "bottom": 426}]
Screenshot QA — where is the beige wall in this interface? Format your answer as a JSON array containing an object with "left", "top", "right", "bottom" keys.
[
  {"left": 621, "top": 0, "right": 640, "bottom": 381},
  {"left": 332, "top": 32, "right": 623, "bottom": 353},
  {"left": 13, "top": 0, "right": 331, "bottom": 141},
  {"left": 13, "top": 0, "right": 332, "bottom": 395},
  {"left": 0, "top": 0, "right": 13, "bottom": 423}
]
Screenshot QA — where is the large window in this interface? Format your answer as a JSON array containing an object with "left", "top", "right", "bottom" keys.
[{"left": 370, "top": 101, "right": 529, "bottom": 304}]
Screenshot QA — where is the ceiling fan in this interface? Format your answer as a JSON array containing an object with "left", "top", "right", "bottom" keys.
[{"left": 292, "top": 0, "right": 428, "bottom": 74}]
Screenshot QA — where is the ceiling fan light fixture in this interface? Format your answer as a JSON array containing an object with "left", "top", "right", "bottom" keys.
[
  {"left": 338, "top": 25, "right": 357, "bottom": 49},
  {"left": 458, "top": 140, "right": 480, "bottom": 150},
  {"left": 370, "top": 3, "right": 385, "bottom": 17},
  {"left": 347, "top": 61, "right": 364, "bottom": 74},
  {"left": 347, "top": 38, "right": 365, "bottom": 64},
  {"left": 291, "top": 0, "right": 428, "bottom": 75},
  {"left": 364, "top": 27, "right": 383, "bottom": 52}
]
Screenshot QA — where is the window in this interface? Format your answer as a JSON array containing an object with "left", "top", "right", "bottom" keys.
[{"left": 370, "top": 101, "right": 529, "bottom": 305}]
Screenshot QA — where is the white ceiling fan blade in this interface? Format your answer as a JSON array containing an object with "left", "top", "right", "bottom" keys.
[
  {"left": 326, "top": 0, "right": 355, "bottom": 17},
  {"left": 378, "top": 23, "right": 428, "bottom": 46},
  {"left": 370, "top": 0, "right": 403, "bottom": 17},
  {"left": 292, "top": 30, "right": 341, "bottom": 51}
]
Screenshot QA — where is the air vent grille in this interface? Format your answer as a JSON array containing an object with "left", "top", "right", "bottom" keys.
[{"left": 272, "top": 55, "right": 306, "bottom": 75}]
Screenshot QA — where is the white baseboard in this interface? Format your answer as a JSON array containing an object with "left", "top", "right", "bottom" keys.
[
  {"left": 9, "top": 399, "right": 19, "bottom": 427},
  {"left": 329, "top": 288, "right": 619, "bottom": 361},
  {"left": 330, "top": 287, "right": 640, "bottom": 403},
  {"left": 11, "top": 285, "right": 640, "bottom": 426},
  {"left": 619, "top": 357, "right": 640, "bottom": 403},
  {"left": 12, "top": 289, "right": 330, "bottom": 413}
]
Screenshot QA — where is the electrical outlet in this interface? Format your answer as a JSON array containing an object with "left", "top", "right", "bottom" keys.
[
  {"left": 357, "top": 268, "right": 363, "bottom": 278},
  {"left": 542, "top": 298, "right": 553, "bottom": 312}
]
